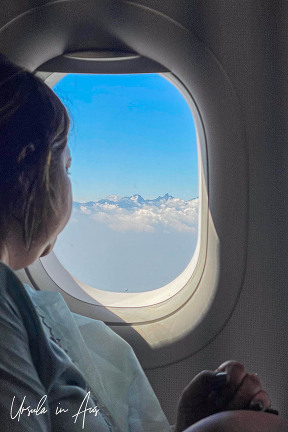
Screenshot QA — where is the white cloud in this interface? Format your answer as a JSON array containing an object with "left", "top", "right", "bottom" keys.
[
  {"left": 75, "top": 197, "right": 199, "bottom": 233},
  {"left": 80, "top": 205, "right": 91, "bottom": 215}
]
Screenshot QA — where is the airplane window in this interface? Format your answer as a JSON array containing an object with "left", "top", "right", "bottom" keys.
[{"left": 52, "top": 73, "right": 198, "bottom": 293}]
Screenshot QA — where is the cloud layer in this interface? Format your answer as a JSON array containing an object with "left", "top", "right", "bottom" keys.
[
  {"left": 55, "top": 195, "right": 199, "bottom": 292},
  {"left": 75, "top": 196, "right": 199, "bottom": 233}
]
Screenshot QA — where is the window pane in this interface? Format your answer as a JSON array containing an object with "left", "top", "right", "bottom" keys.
[{"left": 53, "top": 74, "right": 198, "bottom": 293}]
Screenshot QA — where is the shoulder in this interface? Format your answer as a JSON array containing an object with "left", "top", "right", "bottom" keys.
[
  {"left": 0, "top": 261, "right": 42, "bottom": 338},
  {"left": 0, "top": 261, "right": 28, "bottom": 299},
  {"left": 0, "top": 261, "right": 28, "bottom": 320}
]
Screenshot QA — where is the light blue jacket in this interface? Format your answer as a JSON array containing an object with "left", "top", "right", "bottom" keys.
[{"left": 0, "top": 262, "right": 171, "bottom": 431}]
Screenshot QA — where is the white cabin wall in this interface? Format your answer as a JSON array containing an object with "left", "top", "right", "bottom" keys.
[{"left": 141, "top": 0, "right": 288, "bottom": 424}]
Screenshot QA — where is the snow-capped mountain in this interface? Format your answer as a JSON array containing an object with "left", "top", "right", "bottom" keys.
[
  {"left": 73, "top": 193, "right": 196, "bottom": 210},
  {"left": 72, "top": 194, "right": 199, "bottom": 233}
]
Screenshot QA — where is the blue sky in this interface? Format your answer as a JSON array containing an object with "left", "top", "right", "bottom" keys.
[{"left": 53, "top": 73, "right": 198, "bottom": 202}]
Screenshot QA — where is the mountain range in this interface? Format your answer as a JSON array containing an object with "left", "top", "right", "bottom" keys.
[{"left": 73, "top": 193, "right": 196, "bottom": 210}]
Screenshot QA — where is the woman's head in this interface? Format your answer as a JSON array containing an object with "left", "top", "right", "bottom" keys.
[{"left": 0, "top": 55, "right": 72, "bottom": 268}]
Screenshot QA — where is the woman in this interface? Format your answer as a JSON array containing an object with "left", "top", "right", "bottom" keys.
[{"left": 0, "top": 55, "right": 285, "bottom": 431}]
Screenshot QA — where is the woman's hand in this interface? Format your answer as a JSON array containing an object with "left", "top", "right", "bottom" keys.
[{"left": 174, "top": 360, "right": 271, "bottom": 432}]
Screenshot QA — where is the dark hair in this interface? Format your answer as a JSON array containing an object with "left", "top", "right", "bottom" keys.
[{"left": 0, "top": 55, "right": 70, "bottom": 250}]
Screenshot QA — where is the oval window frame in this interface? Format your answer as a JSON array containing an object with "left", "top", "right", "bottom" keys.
[
  {"left": 28, "top": 71, "right": 207, "bottom": 319},
  {"left": 8, "top": 0, "right": 248, "bottom": 367}
]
